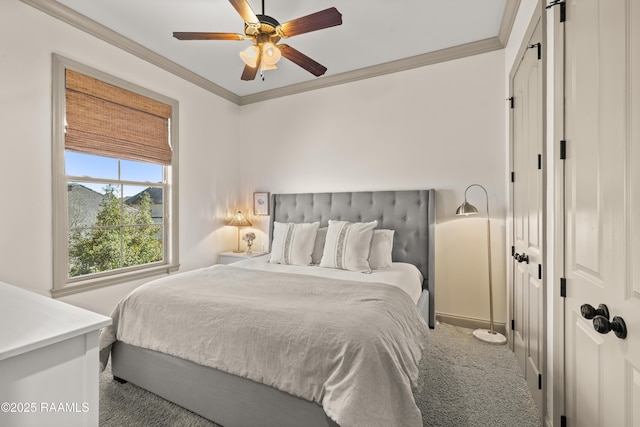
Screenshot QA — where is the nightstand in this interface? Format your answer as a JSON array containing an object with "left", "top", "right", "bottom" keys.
[{"left": 217, "top": 251, "right": 268, "bottom": 265}]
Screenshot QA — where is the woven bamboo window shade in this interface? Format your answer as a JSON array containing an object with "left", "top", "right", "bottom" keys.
[{"left": 65, "top": 69, "right": 173, "bottom": 165}]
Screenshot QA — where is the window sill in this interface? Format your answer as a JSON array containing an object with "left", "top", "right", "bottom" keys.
[{"left": 51, "top": 263, "right": 180, "bottom": 298}]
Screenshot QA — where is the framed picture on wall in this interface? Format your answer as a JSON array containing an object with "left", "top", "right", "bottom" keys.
[{"left": 253, "top": 192, "right": 269, "bottom": 216}]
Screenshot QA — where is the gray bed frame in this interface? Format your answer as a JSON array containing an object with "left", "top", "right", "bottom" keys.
[{"left": 111, "top": 189, "right": 436, "bottom": 427}]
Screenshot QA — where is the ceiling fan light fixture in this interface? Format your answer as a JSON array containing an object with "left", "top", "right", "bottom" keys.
[
  {"left": 240, "top": 45, "right": 260, "bottom": 68},
  {"left": 262, "top": 42, "right": 281, "bottom": 66},
  {"left": 175, "top": 1, "right": 342, "bottom": 81}
]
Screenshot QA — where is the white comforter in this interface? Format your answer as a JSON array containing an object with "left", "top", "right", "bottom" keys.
[{"left": 99, "top": 264, "right": 430, "bottom": 427}]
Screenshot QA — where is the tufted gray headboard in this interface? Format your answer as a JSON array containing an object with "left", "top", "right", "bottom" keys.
[{"left": 269, "top": 189, "right": 436, "bottom": 328}]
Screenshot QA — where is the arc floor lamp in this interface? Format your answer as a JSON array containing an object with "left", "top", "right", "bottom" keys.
[{"left": 456, "top": 184, "right": 507, "bottom": 345}]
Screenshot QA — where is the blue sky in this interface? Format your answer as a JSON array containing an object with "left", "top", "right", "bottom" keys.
[{"left": 66, "top": 152, "right": 162, "bottom": 197}]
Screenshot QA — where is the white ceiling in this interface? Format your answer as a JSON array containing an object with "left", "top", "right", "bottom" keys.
[{"left": 42, "top": 0, "right": 511, "bottom": 101}]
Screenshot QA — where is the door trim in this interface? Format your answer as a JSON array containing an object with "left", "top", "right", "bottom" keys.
[{"left": 551, "top": 2, "right": 566, "bottom": 427}]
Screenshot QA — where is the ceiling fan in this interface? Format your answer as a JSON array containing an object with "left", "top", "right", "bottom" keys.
[{"left": 173, "top": 0, "right": 342, "bottom": 81}]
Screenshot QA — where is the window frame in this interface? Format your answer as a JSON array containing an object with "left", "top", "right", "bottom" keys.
[{"left": 52, "top": 54, "right": 179, "bottom": 297}]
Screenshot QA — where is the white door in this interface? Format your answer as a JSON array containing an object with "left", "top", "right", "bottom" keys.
[
  {"left": 511, "top": 17, "right": 544, "bottom": 412},
  {"left": 563, "top": 1, "right": 640, "bottom": 425}
]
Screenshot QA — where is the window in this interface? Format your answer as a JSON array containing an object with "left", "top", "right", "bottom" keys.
[{"left": 52, "top": 55, "right": 179, "bottom": 297}]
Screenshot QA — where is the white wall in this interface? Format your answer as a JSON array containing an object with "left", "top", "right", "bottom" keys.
[
  {"left": 0, "top": 1, "right": 241, "bottom": 315},
  {"left": 237, "top": 50, "right": 509, "bottom": 325}
]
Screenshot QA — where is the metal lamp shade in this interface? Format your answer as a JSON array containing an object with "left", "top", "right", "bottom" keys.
[{"left": 456, "top": 201, "right": 479, "bottom": 216}]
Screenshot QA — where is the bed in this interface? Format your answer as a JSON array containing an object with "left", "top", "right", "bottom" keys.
[{"left": 100, "top": 189, "right": 436, "bottom": 427}]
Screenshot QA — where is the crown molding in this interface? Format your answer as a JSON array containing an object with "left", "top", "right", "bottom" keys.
[
  {"left": 20, "top": 0, "right": 241, "bottom": 105},
  {"left": 22, "top": 0, "right": 519, "bottom": 106},
  {"left": 240, "top": 37, "right": 504, "bottom": 105},
  {"left": 498, "top": 0, "right": 522, "bottom": 46}
]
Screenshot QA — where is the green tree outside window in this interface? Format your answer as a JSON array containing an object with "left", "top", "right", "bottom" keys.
[{"left": 69, "top": 187, "right": 162, "bottom": 277}]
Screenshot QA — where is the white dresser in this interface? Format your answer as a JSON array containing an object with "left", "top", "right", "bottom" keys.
[{"left": 0, "top": 282, "right": 111, "bottom": 427}]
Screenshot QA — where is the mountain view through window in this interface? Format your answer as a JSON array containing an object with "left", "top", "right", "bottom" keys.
[{"left": 66, "top": 152, "right": 165, "bottom": 279}]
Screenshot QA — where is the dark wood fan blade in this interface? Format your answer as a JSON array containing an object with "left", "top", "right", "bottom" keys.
[
  {"left": 229, "top": 0, "right": 259, "bottom": 24},
  {"left": 241, "top": 64, "right": 259, "bottom": 81},
  {"left": 279, "top": 45, "right": 327, "bottom": 77},
  {"left": 277, "top": 7, "right": 342, "bottom": 38},
  {"left": 173, "top": 32, "right": 245, "bottom": 41}
]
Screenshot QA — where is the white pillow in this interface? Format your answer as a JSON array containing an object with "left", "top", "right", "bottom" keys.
[
  {"left": 320, "top": 220, "right": 378, "bottom": 272},
  {"left": 311, "top": 227, "right": 327, "bottom": 265},
  {"left": 369, "top": 229, "right": 394, "bottom": 270},
  {"left": 269, "top": 222, "right": 320, "bottom": 266}
]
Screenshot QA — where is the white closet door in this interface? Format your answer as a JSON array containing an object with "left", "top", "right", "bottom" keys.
[
  {"left": 511, "top": 17, "right": 544, "bottom": 412},
  {"left": 563, "top": 1, "right": 640, "bottom": 425}
]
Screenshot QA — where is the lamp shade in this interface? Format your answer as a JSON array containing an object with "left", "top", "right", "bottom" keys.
[
  {"left": 455, "top": 201, "right": 479, "bottom": 216},
  {"left": 260, "top": 61, "right": 277, "bottom": 71},
  {"left": 262, "top": 42, "right": 281, "bottom": 66},
  {"left": 227, "top": 211, "right": 252, "bottom": 227},
  {"left": 239, "top": 46, "right": 260, "bottom": 68}
]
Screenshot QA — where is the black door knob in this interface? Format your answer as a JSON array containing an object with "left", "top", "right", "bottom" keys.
[
  {"left": 514, "top": 253, "right": 529, "bottom": 264},
  {"left": 592, "top": 315, "right": 627, "bottom": 339},
  {"left": 580, "top": 303, "right": 610, "bottom": 320}
]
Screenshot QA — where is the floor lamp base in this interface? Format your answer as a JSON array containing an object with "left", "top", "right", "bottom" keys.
[{"left": 473, "top": 328, "right": 507, "bottom": 345}]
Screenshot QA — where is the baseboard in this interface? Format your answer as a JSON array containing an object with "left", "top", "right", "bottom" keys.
[{"left": 436, "top": 312, "right": 507, "bottom": 337}]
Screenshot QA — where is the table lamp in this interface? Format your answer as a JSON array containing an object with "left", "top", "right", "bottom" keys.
[{"left": 226, "top": 211, "right": 252, "bottom": 253}]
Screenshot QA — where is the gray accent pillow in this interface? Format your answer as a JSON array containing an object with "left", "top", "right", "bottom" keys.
[
  {"left": 311, "top": 227, "right": 327, "bottom": 265},
  {"left": 369, "top": 229, "right": 394, "bottom": 270}
]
